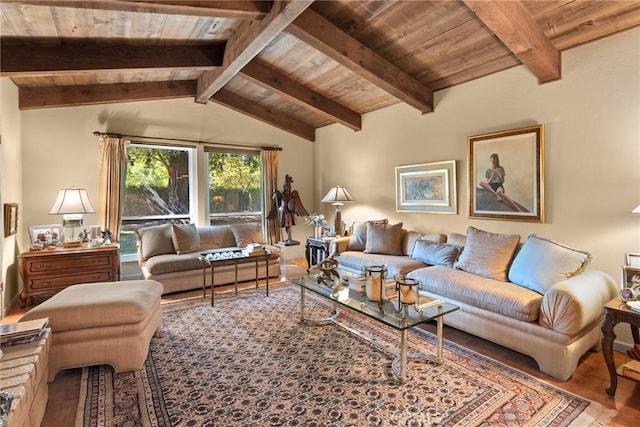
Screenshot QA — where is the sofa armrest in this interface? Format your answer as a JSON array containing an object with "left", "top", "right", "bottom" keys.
[
  {"left": 539, "top": 270, "right": 618, "bottom": 335},
  {"left": 329, "top": 237, "right": 351, "bottom": 257}
]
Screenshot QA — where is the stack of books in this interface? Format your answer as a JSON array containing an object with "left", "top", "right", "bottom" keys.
[
  {"left": 0, "top": 317, "right": 49, "bottom": 346},
  {"left": 621, "top": 359, "right": 640, "bottom": 381},
  {"left": 242, "top": 243, "right": 267, "bottom": 257}
]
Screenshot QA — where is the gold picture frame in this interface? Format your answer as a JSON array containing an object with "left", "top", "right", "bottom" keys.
[
  {"left": 3, "top": 203, "right": 18, "bottom": 237},
  {"left": 395, "top": 160, "right": 457, "bottom": 214},
  {"left": 467, "top": 124, "right": 545, "bottom": 222}
]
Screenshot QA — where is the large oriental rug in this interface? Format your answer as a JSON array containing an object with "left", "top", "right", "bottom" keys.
[{"left": 77, "top": 284, "right": 614, "bottom": 426}]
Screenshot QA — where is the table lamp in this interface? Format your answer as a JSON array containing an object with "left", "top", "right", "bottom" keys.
[
  {"left": 321, "top": 186, "right": 354, "bottom": 236},
  {"left": 49, "top": 188, "right": 95, "bottom": 247}
]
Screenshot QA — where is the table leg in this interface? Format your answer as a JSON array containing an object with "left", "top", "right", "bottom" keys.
[
  {"left": 202, "top": 264, "right": 206, "bottom": 299},
  {"left": 255, "top": 257, "right": 259, "bottom": 290},
  {"left": 300, "top": 287, "right": 306, "bottom": 321},
  {"left": 305, "top": 241, "right": 312, "bottom": 272},
  {"left": 211, "top": 265, "right": 216, "bottom": 307},
  {"left": 399, "top": 328, "right": 408, "bottom": 382},
  {"left": 437, "top": 306, "right": 444, "bottom": 364},
  {"left": 234, "top": 263, "right": 239, "bottom": 296},
  {"left": 601, "top": 310, "right": 618, "bottom": 397},
  {"left": 265, "top": 254, "right": 270, "bottom": 297}
]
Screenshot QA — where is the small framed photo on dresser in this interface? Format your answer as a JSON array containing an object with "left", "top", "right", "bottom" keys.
[{"left": 626, "top": 253, "right": 640, "bottom": 268}]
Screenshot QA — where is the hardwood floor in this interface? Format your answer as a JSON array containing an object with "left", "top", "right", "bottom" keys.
[{"left": 4, "top": 258, "right": 639, "bottom": 426}]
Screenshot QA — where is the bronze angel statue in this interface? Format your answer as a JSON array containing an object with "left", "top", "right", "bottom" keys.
[{"left": 268, "top": 174, "right": 308, "bottom": 245}]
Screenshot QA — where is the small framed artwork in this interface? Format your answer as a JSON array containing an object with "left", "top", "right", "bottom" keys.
[
  {"left": 28, "top": 224, "right": 63, "bottom": 244},
  {"left": 626, "top": 253, "right": 640, "bottom": 268},
  {"left": 622, "top": 266, "right": 640, "bottom": 294},
  {"left": 468, "top": 124, "right": 545, "bottom": 222},
  {"left": 3, "top": 203, "right": 18, "bottom": 237},
  {"left": 395, "top": 160, "right": 457, "bottom": 214}
]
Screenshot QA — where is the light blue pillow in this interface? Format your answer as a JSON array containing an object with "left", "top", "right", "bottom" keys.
[
  {"left": 508, "top": 234, "right": 593, "bottom": 295},
  {"left": 412, "top": 240, "right": 461, "bottom": 267}
]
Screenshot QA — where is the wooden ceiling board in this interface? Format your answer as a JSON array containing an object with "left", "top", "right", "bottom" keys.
[{"left": 1, "top": 0, "right": 638, "bottom": 138}]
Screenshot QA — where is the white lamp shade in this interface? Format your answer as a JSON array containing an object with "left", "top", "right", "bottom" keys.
[
  {"left": 632, "top": 204, "right": 640, "bottom": 214},
  {"left": 321, "top": 186, "right": 355, "bottom": 205},
  {"left": 49, "top": 188, "right": 96, "bottom": 215}
]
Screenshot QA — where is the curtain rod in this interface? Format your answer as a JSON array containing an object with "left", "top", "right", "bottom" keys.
[{"left": 92, "top": 131, "right": 282, "bottom": 151}]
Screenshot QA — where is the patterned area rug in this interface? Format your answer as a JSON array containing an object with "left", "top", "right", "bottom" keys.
[{"left": 76, "top": 284, "right": 614, "bottom": 426}]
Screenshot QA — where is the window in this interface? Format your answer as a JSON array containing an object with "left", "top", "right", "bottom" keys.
[
  {"left": 120, "top": 144, "right": 263, "bottom": 260},
  {"left": 207, "top": 151, "right": 262, "bottom": 226}
]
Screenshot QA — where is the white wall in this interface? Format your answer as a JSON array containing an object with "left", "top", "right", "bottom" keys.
[
  {"left": 0, "top": 79, "right": 23, "bottom": 313},
  {"left": 315, "top": 28, "right": 640, "bottom": 346},
  {"left": 17, "top": 98, "right": 315, "bottom": 260}
]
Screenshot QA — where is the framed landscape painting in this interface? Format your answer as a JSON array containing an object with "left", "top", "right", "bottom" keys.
[
  {"left": 3, "top": 203, "right": 18, "bottom": 237},
  {"left": 395, "top": 160, "right": 457, "bottom": 214},
  {"left": 467, "top": 124, "right": 545, "bottom": 222}
]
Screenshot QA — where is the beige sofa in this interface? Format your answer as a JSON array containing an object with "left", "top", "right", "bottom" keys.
[
  {"left": 136, "top": 223, "right": 281, "bottom": 294},
  {"left": 330, "top": 222, "right": 618, "bottom": 381}
]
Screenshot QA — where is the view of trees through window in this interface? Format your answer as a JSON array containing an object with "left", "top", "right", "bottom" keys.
[{"left": 120, "top": 145, "right": 263, "bottom": 257}]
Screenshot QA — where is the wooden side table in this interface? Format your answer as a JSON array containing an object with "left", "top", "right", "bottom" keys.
[
  {"left": 305, "top": 237, "right": 332, "bottom": 271},
  {"left": 601, "top": 297, "right": 640, "bottom": 397},
  {"left": 18, "top": 244, "right": 120, "bottom": 306}
]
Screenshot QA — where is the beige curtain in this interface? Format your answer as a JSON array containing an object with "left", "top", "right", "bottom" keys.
[
  {"left": 262, "top": 149, "right": 280, "bottom": 244},
  {"left": 97, "top": 136, "right": 129, "bottom": 241}
]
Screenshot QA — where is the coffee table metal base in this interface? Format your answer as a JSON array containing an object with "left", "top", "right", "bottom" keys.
[{"left": 298, "top": 287, "right": 445, "bottom": 382}]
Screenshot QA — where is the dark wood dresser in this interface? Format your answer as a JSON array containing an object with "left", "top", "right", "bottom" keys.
[{"left": 18, "top": 244, "right": 120, "bottom": 306}]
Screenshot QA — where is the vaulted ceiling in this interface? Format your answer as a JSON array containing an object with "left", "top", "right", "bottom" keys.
[{"left": 2, "top": 1, "right": 639, "bottom": 141}]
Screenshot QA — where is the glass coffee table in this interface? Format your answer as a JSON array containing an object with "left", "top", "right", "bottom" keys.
[{"left": 290, "top": 275, "right": 459, "bottom": 382}]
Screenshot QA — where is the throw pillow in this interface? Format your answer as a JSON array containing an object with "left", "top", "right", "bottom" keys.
[
  {"left": 171, "top": 223, "right": 201, "bottom": 255},
  {"left": 508, "top": 234, "right": 593, "bottom": 295},
  {"left": 364, "top": 222, "right": 403, "bottom": 255},
  {"left": 229, "top": 223, "right": 266, "bottom": 248},
  {"left": 347, "top": 219, "right": 388, "bottom": 251},
  {"left": 136, "top": 224, "right": 175, "bottom": 261},
  {"left": 446, "top": 232, "right": 467, "bottom": 247},
  {"left": 453, "top": 226, "right": 520, "bottom": 281},
  {"left": 412, "top": 240, "right": 461, "bottom": 267}
]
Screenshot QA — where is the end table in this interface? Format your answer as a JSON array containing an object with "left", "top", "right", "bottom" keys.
[{"left": 601, "top": 297, "right": 640, "bottom": 397}]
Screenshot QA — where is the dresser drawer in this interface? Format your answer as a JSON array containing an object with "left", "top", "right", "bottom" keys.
[
  {"left": 27, "top": 254, "right": 114, "bottom": 274},
  {"left": 29, "top": 271, "right": 114, "bottom": 290}
]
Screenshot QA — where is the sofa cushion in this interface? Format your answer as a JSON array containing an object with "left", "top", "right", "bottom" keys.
[
  {"left": 336, "top": 251, "right": 427, "bottom": 277},
  {"left": 347, "top": 219, "right": 388, "bottom": 251},
  {"left": 229, "top": 223, "right": 266, "bottom": 248},
  {"left": 403, "top": 232, "right": 446, "bottom": 256},
  {"left": 446, "top": 232, "right": 467, "bottom": 247},
  {"left": 364, "top": 222, "right": 403, "bottom": 255},
  {"left": 454, "top": 227, "right": 520, "bottom": 281},
  {"left": 172, "top": 223, "right": 201, "bottom": 254},
  {"left": 145, "top": 252, "right": 204, "bottom": 275},
  {"left": 137, "top": 224, "right": 175, "bottom": 261},
  {"left": 408, "top": 266, "right": 542, "bottom": 322},
  {"left": 508, "top": 234, "right": 593, "bottom": 295},
  {"left": 198, "top": 226, "right": 236, "bottom": 250},
  {"left": 412, "top": 240, "right": 461, "bottom": 267}
]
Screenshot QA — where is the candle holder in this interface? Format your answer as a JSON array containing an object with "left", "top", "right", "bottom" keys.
[
  {"left": 364, "top": 264, "right": 387, "bottom": 312},
  {"left": 394, "top": 275, "right": 420, "bottom": 318}
]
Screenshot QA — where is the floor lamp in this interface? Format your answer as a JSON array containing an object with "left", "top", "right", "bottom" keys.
[{"left": 321, "top": 186, "right": 355, "bottom": 236}]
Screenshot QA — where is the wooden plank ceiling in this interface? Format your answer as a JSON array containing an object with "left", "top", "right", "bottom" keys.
[{"left": 2, "top": 0, "right": 639, "bottom": 141}]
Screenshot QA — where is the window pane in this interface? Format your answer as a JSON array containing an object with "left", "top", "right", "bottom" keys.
[
  {"left": 120, "top": 145, "right": 191, "bottom": 255},
  {"left": 208, "top": 152, "right": 262, "bottom": 226}
]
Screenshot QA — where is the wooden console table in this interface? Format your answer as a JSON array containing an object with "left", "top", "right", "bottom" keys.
[
  {"left": 601, "top": 297, "right": 640, "bottom": 397},
  {"left": 18, "top": 244, "right": 120, "bottom": 307}
]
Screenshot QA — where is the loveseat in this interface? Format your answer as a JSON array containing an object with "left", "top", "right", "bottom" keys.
[
  {"left": 330, "top": 222, "right": 618, "bottom": 381},
  {"left": 136, "top": 223, "right": 281, "bottom": 295}
]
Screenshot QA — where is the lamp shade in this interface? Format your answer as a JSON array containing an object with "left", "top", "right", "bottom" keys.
[
  {"left": 632, "top": 204, "right": 640, "bottom": 214},
  {"left": 49, "top": 188, "right": 95, "bottom": 215},
  {"left": 321, "top": 186, "right": 355, "bottom": 205}
]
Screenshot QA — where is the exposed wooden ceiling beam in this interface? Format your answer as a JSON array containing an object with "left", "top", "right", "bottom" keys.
[
  {"left": 1, "top": 42, "right": 224, "bottom": 76},
  {"left": 196, "top": 0, "right": 313, "bottom": 103},
  {"left": 18, "top": 80, "right": 196, "bottom": 109},
  {"left": 288, "top": 8, "right": 433, "bottom": 113},
  {"left": 4, "top": 0, "right": 270, "bottom": 20},
  {"left": 241, "top": 60, "right": 361, "bottom": 131},
  {"left": 211, "top": 89, "right": 316, "bottom": 141},
  {"left": 463, "top": 0, "right": 560, "bottom": 83}
]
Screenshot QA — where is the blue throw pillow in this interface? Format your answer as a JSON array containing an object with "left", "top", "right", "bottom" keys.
[
  {"left": 411, "top": 239, "right": 461, "bottom": 267},
  {"left": 508, "top": 234, "right": 592, "bottom": 295}
]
